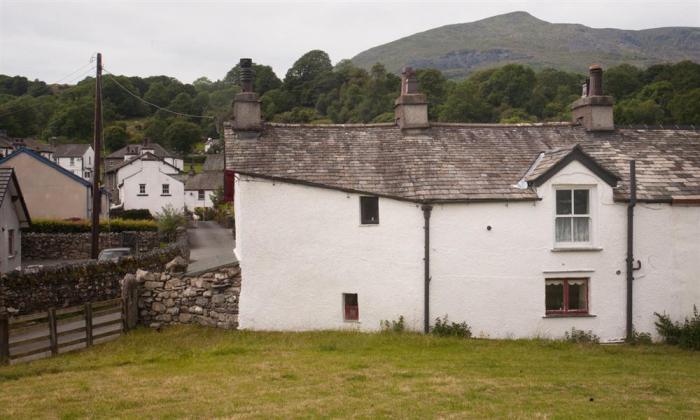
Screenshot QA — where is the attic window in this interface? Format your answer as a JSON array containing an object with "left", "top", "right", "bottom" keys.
[
  {"left": 555, "top": 189, "right": 590, "bottom": 243},
  {"left": 360, "top": 196, "right": 379, "bottom": 225}
]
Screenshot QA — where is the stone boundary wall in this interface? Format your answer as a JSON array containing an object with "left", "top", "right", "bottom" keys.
[
  {"left": 22, "top": 231, "right": 162, "bottom": 261},
  {"left": 136, "top": 263, "right": 240, "bottom": 329},
  {"left": 0, "top": 229, "right": 189, "bottom": 316}
]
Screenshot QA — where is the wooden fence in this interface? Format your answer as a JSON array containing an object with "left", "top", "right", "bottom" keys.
[{"left": 0, "top": 298, "right": 124, "bottom": 365}]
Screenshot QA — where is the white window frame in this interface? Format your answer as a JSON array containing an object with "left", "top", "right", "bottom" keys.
[{"left": 553, "top": 185, "right": 595, "bottom": 248}]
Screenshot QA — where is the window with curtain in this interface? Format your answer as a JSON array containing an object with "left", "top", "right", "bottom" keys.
[
  {"left": 545, "top": 278, "right": 589, "bottom": 315},
  {"left": 555, "top": 189, "right": 590, "bottom": 244}
]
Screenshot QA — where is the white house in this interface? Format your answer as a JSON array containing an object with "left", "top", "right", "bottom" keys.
[
  {"left": 54, "top": 143, "right": 94, "bottom": 180},
  {"left": 0, "top": 168, "right": 31, "bottom": 273},
  {"left": 105, "top": 140, "right": 183, "bottom": 173},
  {"left": 106, "top": 152, "right": 185, "bottom": 216},
  {"left": 225, "top": 61, "right": 700, "bottom": 343},
  {"left": 184, "top": 155, "right": 223, "bottom": 210}
]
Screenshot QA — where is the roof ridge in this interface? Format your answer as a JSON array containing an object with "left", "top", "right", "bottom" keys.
[{"left": 266, "top": 122, "right": 397, "bottom": 128}]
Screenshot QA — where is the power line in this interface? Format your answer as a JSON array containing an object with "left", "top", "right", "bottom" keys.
[{"left": 103, "top": 68, "right": 215, "bottom": 120}]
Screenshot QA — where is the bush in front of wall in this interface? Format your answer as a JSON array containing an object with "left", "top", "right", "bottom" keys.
[
  {"left": 23, "top": 218, "right": 157, "bottom": 233},
  {"left": 626, "top": 328, "right": 653, "bottom": 345},
  {"left": 564, "top": 328, "right": 600, "bottom": 344},
  {"left": 654, "top": 306, "right": 700, "bottom": 350},
  {"left": 155, "top": 205, "right": 188, "bottom": 240},
  {"left": 380, "top": 316, "right": 406, "bottom": 333},
  {"left": 109, "top": 208, "right": 154, "bottom": 220},
  {"left": 431, "top": 315, "right": 472, "bottom": 338}
]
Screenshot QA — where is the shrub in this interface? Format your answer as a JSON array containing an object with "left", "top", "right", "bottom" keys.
[
  {"left": 655, "top": 306, "right": 700, "bottom": 350},
  {"left": 380, "top": 316, "right": 406, "bottom": 333},
  {"left": 24, "top": 218, "right": 157, "bottom": 233},
  {"left": 155, "top": 205, "right": 187, "bottom": 239},
  {"left": 194, "top": 207, "right": 216, "bottom": 221},
  {"left": 431, "top": 315, "right": 472, "bottom": 338},
  {"left": 626, "top": 329, "right": 653, "bottom": 345},
  {"left": 564, "top": 328, "right": 600, "bottom": 344},
  {"left": 109, "top": 208, "right": 154, "bottom": 220}
]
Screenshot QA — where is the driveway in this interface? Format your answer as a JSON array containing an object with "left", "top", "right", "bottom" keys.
[{"left": 187, "top": 221, "right": 236, "bottom": 273}]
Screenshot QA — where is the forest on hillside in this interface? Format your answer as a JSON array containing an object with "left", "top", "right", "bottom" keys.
[{"left": 1, "top": 50, "right": 699, "bottom": 155}]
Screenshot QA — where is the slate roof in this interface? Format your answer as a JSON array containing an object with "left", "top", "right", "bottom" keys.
[
  {"left": 523, "top": 145, "right": 620, "bottom": 187},
  {"left": 106, "top": 143, "right": 179, "bottom": 159},
  {"left": 54, "top": 143, "right": 91, "bottom": 157},
  {"left": 105, "top": 152, "right": 181, "bottom": 174},
  {"left": 226, "top": 122, "right": 700, "bottom": 203},
  {"left": 185, "top": 172, "right": 223, "bottom": 191},
  {"left": 202, "top": 154, "right": 224, "bottom": 171}
]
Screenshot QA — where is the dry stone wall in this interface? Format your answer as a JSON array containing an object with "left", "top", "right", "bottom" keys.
[
  {"left": 137, "top": 262, "right": 241, "bottom": 329},
  {"left": 22, "top": 231, "right": 162, "bottom": 261}
]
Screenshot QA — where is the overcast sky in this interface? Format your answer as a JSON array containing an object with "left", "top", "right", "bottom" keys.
[{"left": 1, "top": 0, "right": 698, "bottom": 84}]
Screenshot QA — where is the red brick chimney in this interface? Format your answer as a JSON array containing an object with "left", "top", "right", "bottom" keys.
[
  {"left": 571, "top": 64, "right": 614, "bottom": 131},
  {"left": 394, "top": 67, "right": 429, "bottom": 130},
  {"left": 232, "top": 58, "right": 262, "bottom": 132}
]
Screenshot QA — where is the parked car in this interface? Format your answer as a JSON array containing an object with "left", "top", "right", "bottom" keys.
[{"left": 98, "top": 247, "right": 132, "bottom": 262}]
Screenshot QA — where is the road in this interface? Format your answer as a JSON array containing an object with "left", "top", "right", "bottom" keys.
[{"left": 187, "top": 221, "right": 237, "bottom": 273}]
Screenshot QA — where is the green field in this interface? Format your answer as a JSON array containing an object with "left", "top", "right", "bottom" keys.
[{"left": 1, "top": 326, "right": 698, "bottom": 418}]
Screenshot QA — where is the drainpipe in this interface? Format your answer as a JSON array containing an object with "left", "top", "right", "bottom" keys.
[
  {"left": 421, "top": 204, "right": 433, "bottom": 334},
  {"left": 626, "top": 160, "right": 636, "bottom": 340}
]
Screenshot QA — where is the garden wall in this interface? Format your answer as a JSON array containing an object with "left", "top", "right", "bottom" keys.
[
  {"left": 22, "top": 231, "right": 162, "bottom": 261},
  {"left": 0, "top": 229, "right": 189, "bottom": 315},
  {"left": 136, "top": 263, "right": 240, "bottom": 329}
]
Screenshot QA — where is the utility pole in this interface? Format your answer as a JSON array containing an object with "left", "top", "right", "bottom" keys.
[{"left": 91, "top": 53, "right": 103, "bottom": 259}]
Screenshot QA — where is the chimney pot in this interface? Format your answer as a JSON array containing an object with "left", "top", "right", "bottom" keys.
[
  {"left": 401, "top": 66, "right": 419, "bottom": 95},
  {"left": 570, "top": 64, "right": 614, "bottom": 131},
  {"left": 232, "top": 58, "right": 262, "bottom": 132},
  {"left": 394, "top": 66, "right": 429, "bottom": 130},
  {"left": 239, "top": 58, "right": 254, "bottom": 93},
  {"left": 588, "top": 64, "right": 603, "bottom": 96}
]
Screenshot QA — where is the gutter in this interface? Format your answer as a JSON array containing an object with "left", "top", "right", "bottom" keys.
[
  {"left": 626, "top": 160, "right": 637, "bottom": 341},
  {"left": 421, "top": 204, "right": 433, "bottom": 334}
]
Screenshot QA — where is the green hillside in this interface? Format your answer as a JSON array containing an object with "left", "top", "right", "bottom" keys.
[{"left": 351, "top": 11, "right": 700, "bottom": 78}]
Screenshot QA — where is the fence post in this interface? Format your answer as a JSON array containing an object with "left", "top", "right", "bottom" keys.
[
  {"left": 121, "top": 274, "right": 139, "bottom": 331},
  {"left": 85, "top": 303, "right": 93, "bottom": 347},
  {"left": 48, "top": 308, "right": 58, "bottom": 356},
  {"left": 0, "top": 315, "right": 9, "bottom": 365}
]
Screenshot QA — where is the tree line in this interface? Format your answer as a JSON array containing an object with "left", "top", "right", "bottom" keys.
[{"left": 1, "top": 50, "right": 698, "bottom": 154}]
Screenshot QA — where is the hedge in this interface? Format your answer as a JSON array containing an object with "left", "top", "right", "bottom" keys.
[
  {"left": 23, "top": 218, "right": 158, "bottom": 233},
  {"left": 109, "top": 208, "right": 154, "bottom": 220}
]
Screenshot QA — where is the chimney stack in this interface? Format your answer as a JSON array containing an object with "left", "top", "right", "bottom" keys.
[
  {"left": 571, "top": 64, "right": 614, "bottom": 131},
  {"left": 232, "top": 58, "right": 262, "bottom": 132},
  {"left": 394, "top": 67, "right": 429, "bottom": 130}
]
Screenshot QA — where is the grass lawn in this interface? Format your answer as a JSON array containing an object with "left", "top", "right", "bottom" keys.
[{"left": 1, "top": 326, "right": 698, "bottom": 418}]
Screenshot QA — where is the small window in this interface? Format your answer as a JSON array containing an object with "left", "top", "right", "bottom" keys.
[
  {"left": 545, "top": 278, "right": 588, "bottom": 315},
  {"left": 69, "top": 157, "right": 75, "bottom": 166},
  {"left": 162, "top": 184, "right": 170, "bottom": 195},
  {"left": 139, "top": 184, "right": 146, "bottom": 195},
  {"left": 343, "top": 293, "right": 359, "bottom": 321},
  {"left": 360, "top": 196, "right": 379, "bottom": 224},
  {"left": 8, "top": 229, "right": 15, "bottom": 255},
  {"left": 198, "top": 190, "right": 205, "bottom": 201},
  {"left": 84, "top": 170, "right": 91, "bottom": 179},
  {"left": 555, "top": 189, "right": 590, "bottom": 243}
]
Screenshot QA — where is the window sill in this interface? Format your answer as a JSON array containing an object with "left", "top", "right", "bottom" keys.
[
  {"left": 542, "top": 314, "right": 597, "bottom": 318},
  {"left": 343, "top": 320, "right": 361, "bottom": 323},
  {"left": 137, "top": 194, "right": 149, "bottom": 197},
  {"left": 359, "top": 223, "right": 379, "bottom": 227},
  {"left": 8, "top": 254, "right": 16, "bottom": 260},
  {"left": 551, "top": 247, "right": 603, "bottom": 253},
  {"left": 161, "top": 194, "right": 171, "bottom": 197}
]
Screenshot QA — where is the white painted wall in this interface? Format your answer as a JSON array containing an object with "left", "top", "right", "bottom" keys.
[
  {"left": 185, "top": 189, "right": 215, "bottom": 210},
  {"left": 117, "top": 159, "right": 184, "bottom": 216},
  {"left": 235, "top": 160, "right": 700, "bottom": 342},
  {"left": 0, "top": 192, "right": 21, "bottom": 273},
  {"left": 235, "top": 175, "right": 425, "bottom": 331},
  {"left": 55, "top": 156, "right": 83, "bottom": 177}
]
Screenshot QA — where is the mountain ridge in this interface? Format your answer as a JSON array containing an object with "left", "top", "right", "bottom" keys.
[{"left": 351, "top": 11, "right": 700, "bottom": 78}]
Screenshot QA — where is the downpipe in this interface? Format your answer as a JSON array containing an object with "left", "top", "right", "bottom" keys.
[
  {"left": 626, "top": 160, "right": 637, "bottom": 341},
  {"left": 422, "top": 204, "right": 433, "bottom": 334}
]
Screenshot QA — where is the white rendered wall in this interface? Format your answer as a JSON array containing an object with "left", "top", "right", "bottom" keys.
[
  {"left": 236, "top": 161, "right": 699, "bottom": 341},
  {"left": 185, "top": 189, "right": 215, "bottom": 210},
  {"left": 117, "top": 160, "right": 184, "bottom": 215},
  {"left": 0, "top": 194, "right": 21, "bottom": 273},
  {"left": 235, "top": 175, "right": 425, "bottom": 331},
  {"left": 55, "top": 156, "right": 83, "bottom": 177}
]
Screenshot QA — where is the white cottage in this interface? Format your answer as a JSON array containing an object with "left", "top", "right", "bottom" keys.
[
  {"left": 106, "top": 152, "right": 185, "bottom": 216},
  {"left": 54, "top": 143, "right": 94, "bottom": 180},
  {"left": 0, "top": 168, "right": 30, "bottom": 273},
  {"left": 226, "top": 61, "right": 700, "bottom": 342}
]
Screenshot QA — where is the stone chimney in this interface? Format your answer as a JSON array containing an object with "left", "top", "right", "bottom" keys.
[
  {"left": 571, "top": 64, "right": 614, "bottom": 131},
  {"left": 394, "top": 67, "right": 429, "bottom": 130},
  {"left": 232, "top": 58, "right": 262, "bottom": 131}
]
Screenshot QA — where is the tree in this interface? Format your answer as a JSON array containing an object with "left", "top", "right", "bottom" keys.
[
  {"left": 284, "top": 50, "right": 334, "bottom": 107},
  {"left": 439, "top": 80, "right": 493, "bottom": 122},
  {"left": 104, "top": 124, "right": 129, "bottom": 151},
  {"left": 668, "top": 88, "right": 700, "bottom": 125},
  {"left": 604, "top": 64, "right": 643, "bottom": 101},
  {"left": 163, "top": 120, "right": 201, "bottom": 154},
  {"left": 224, "top": 62, "right": 282, "bottom": 95}
]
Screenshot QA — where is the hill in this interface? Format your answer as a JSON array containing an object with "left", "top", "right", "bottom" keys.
[{"left": 351, "top": 11, "right": 700, "bottom": 78}]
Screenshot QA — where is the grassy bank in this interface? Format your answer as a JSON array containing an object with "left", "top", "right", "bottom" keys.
[{"left": 0, "top": 326, "right": 698, "bottom": 418}]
